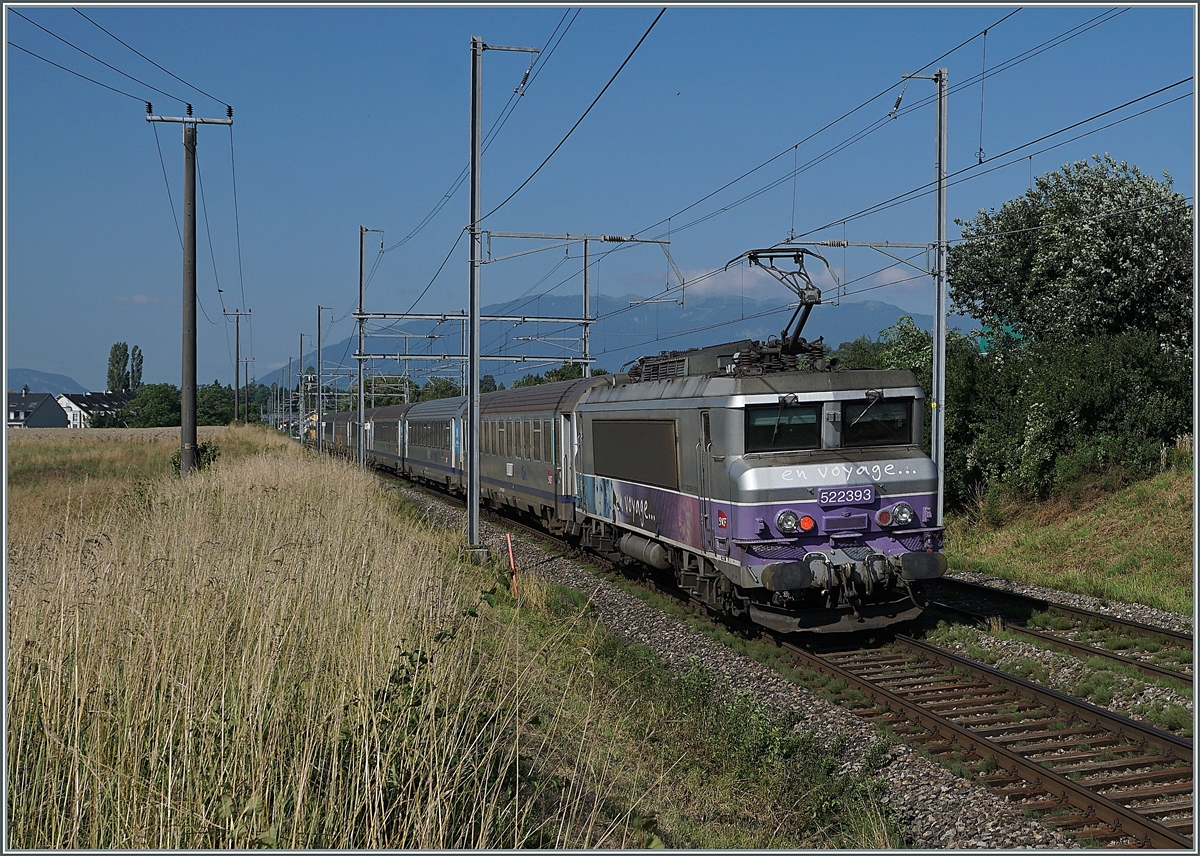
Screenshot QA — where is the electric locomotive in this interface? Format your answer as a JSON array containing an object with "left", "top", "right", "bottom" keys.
[{"left": 320, "top": 336, "right": 946, "bottom": 633}]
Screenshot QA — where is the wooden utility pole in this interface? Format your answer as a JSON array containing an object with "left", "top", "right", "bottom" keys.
[
  {"left": 224, "top": 309, "right": 250, "bottom": 422},
  {"left": 147, "top": 103, "right": 233, "bottom": 474}
]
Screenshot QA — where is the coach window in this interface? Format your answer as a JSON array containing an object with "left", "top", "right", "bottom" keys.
[
  {"left": 532, "top": 421, "right": 542, "bottom": 461},
  {"left": 544, "top": 420, "right": 553, "bottom": 461}
]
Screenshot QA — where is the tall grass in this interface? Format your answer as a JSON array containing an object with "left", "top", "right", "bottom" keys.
[
  {"left": 8, "top": 430, "right": 901, "bottom": 848},
  {"left": 7, "top": 450, "right": 548, "bottom": 848}
]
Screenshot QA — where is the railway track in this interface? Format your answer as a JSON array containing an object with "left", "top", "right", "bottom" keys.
[
  {"left": 388, "top": 473, "right": 1195, "bottom": 847},
  {"left": 929, "top": 577, "right": 1193, "bottom": 690},
  {"left": 786, "top": 635, "right": 1194, "bottom": 848}
]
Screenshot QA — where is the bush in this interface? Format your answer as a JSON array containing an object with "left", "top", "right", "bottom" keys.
[
  {"left": 169, "top": 440, "right": 219, "bottom": 475},
  {"left": 958, "top": 331, "right": 1190, "bottom": 500}
]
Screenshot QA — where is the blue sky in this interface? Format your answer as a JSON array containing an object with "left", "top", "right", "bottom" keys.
[{"left": 4, "top": 4, "right": 1195, "bottom": 390}]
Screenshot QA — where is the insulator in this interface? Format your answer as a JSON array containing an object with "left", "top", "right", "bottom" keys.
[
  {"left": 145, "top": 101, "right": 152, "bottom": 114},
  {"left": 227, "top": 105, "right": 233, "bottom": 119},
  {"left": 892, "top": 93, "right": 903, "bottom": 113},
  {"left": 186, "top": 103, "right": 193, "bottom": 116}
]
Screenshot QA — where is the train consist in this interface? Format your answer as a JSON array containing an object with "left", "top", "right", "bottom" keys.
[{"left": 319, "top": 338, "right": 946, "bottom": 633}]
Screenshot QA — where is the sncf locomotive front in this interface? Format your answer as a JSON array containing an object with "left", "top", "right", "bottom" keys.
[{"left": 574, "top": 341, "right": 946, "bottom": 633}]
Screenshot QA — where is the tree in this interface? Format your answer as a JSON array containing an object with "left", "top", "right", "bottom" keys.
[
  {"left": 947, "top": 154, "right": 1192, "bottom": 354},
  {"left": 121, "top": 383, "right": 180, "bottom": 427},
  {"left": 107, "top": 342, "right": 129, "bottom": 392},
  {"left": 479, "top": 375, "right": 498, "bottom": 394},
  {"left": 416, "top": 377, "right": 461, "bottom": 401},
  {"left": 129, "top": 346, "right": 143, "bottom": 391},
  {"left": 197, "top": 381, "right": 234, "bottom": 426},
  {"left": 510, "top": 362, "right": 607, "bottom": 388}
]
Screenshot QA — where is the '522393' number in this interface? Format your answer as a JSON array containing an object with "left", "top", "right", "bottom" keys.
[{"left": 817, "top": 485, "right": 874, "bottom": 507}]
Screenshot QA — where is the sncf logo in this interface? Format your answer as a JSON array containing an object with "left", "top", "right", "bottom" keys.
[{"left": 716, "top": 510, "right": 728, "bottom": 529}]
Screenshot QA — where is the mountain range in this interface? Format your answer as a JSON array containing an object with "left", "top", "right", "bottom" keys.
[
  {"left": 7, "top": 368, "right": 88, "bottom": 396},
  {"left": 261, "top": 293, "right": 975, "bottom": 389}
]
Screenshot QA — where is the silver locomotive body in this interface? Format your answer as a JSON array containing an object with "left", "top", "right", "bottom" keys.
[{"left": 572, "top": 365, "right": 945, "bottom": 632}]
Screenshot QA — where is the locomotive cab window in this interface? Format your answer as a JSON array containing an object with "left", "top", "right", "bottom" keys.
[
  {"left": 842, "top": 398, "right": 912, "bottom": 447},
  {"left": 745, "top": 403, "right": 821, "bottom": 453}
]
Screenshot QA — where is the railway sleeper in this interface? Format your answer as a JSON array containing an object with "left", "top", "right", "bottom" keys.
[
  {"left": 1031, "top": 745, "right": 1153, "bottom": 765},
  {"left": 1133, "top": 799, "right": 1193, "bottom": 818},
  {"left": 1089, "top": 768, "right": 1197, "bottom": 788},
  {"left": 974, "top": 723, "right": 1097, "bottom": 741},
  {"left": 924, "top": 696, "right": 1029, "bottom": 714},
  {"left": 1009, "top": 796, "right": 1070, "bottom": 812},
  {"left": 1009, "top": 735, "right": 1123, "bottom": 753},
  {"left": 869, "top": 672, "right": 966, "bottom": 689},
  {"left": 900, "top": 683, "right": 1005, "bottom": 701},
  {"left": 1098, "top": 781, "right": 1194, "bottom": 801},
  {"left": 954, "top": 710, "right": 1061, "bottom": 728},
  {"left": 1055, "top": 756, "right": 1183, "bottom": 775}
]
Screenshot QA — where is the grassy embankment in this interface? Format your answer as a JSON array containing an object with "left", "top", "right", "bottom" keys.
[
  {"left": 944, "top": 452, "right": 1194, "bottom": 616},
  {"left": 6, "top": 426, "right": 897, "bottom": 849}
]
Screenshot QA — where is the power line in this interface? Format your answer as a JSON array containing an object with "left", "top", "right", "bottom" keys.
[
  {"left": 628, "top": 8, "right": 1027, "bottom": 242},
  {"left": 481, "top": 7, "right": 666, "bottom": 222},
  {"left": 150, "top": 122, "right": 183, "bottom": 246},
  {"left": 8, "top": 41, "right": 144, "bottom": 101},
  {"left": 842, "top": 90, "right": 1194, "bottom": 232},
  {"left": 227, "top": 127, "right": 249, "bottom": 313},
  {"left": 622, "top": 7, "right": 1123, "bottom": 250},
  {"left": 381, "top": 10, "right": 579, "bottom": 256},
  {"left": 194, "top": 151, "right": 227, "bottom": 328},
  {"left": 787, "top": 76, "right": 1193, "bottom": 242},
  {"left": 73, "top": 7, "right": 228, "bottom": 108},
  {"left": 10, "top": 8, "right": 190, "bottom": 106},
  {"left": 405, "top": 228, "right": 468, "bottom": 314},
  {"left": 525, "top": 74, "right": 1189, "bottom": 348},
  {"left": 486, "top": 7, "right": 1043, "bottom": 330}
]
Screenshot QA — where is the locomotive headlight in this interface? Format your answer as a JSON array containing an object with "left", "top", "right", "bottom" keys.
[
  {"left": 890, "top": 502, "right": 915, "bottom": 526},
  {"left": 777, "top": 510, "right": 800, "bottom": 533}
]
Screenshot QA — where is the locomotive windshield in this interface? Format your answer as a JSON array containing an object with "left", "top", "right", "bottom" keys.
[
  {"left": 744, "top": 403, "right": 821, "bottom": 453},
  {"left": 843, "top": 399, "right": 912, "bottom": 446}
]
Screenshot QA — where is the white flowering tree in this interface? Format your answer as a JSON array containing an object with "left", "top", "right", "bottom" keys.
[{"left": 947, "top": 154, "right": 1192, "bottom": 355}]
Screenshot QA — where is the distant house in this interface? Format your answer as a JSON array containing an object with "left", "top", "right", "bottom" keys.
[
  {"left": 56, "top": 391, "right": 135, "bottom": 428},
  {"left": 7, "top": 387, "right": 69, "bottom": 428}
]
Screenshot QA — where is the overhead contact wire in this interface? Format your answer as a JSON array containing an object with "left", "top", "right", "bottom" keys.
[
  {"left": 10, "top": 8, "right": 190, "bottom": 106},
  {"left": 481, "top": 7, "right": 666, "bottom": 221}
]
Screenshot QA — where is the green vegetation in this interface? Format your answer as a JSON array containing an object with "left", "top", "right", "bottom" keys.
[
  {"left": 106, "top": 341, "right": 143, "bottom": 393},
  {"left": 836, "top": 158, "right": 1192, "bottom": 516},
  {"left": 948, "top": 155, "right": 1191, "bottom": 355},
  {"left": 6, "top": 430, "right": 901, "bottom": 849},
  {"left": 511, "top": 361, "right": 608, "bottom": 388},
  {"left": 945, "top": 464, "right": 1192, "bottom": 614}
]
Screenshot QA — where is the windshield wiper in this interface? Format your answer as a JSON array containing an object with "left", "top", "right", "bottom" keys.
[
  {"left": 770, "top": 394, "right": 797, "bottom": 447},
  {"left": 849, "top": 389, "right": 883, "bottom": 428}
]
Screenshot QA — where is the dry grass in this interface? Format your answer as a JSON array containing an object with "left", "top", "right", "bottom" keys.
[
  {"left": 6, "top": 445, "right": 560, "bottom": 848},
  {"left": 7, "top": 429, "right": 901, "bottom": 849}
]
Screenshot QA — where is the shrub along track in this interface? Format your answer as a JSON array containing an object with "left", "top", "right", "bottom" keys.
[
  {"left": 929, "top": 577, "right": 1193, "bottom": 691},
  {"left": 384, "top": 471, "right": 1192, "bottom": 847}
]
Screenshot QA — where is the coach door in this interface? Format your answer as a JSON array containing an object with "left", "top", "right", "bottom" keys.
[
  {"left": 557, "top": 413, "right": 575, "bottom": 520},
  {"left": 698, "top": 411, "right": 715, "bottom": 553}
]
